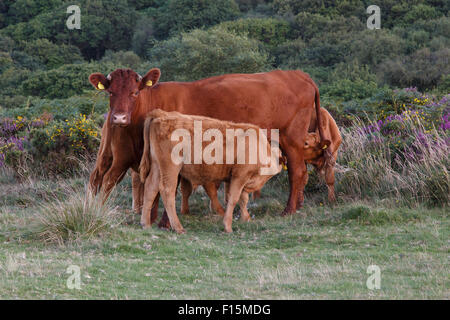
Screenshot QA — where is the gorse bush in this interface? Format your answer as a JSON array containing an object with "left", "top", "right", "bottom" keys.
[{"left": 0, "top": 113, "right": 102, "bottom": 178}]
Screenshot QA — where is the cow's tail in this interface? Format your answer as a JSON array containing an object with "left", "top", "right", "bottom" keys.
[
  {"left": 313, "top": 84, "right": 332, "bottom": 160},
  {"left": 139, "top": 117, "right": 153, "bottom": 183},
  {"left": 313, "top": 84, "right": 325, "bottom": 147}
]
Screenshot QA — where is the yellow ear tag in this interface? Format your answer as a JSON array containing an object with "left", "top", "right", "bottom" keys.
[
  {"left": 282, "top": 164, "right": 288, "bottom": 171},
  {"left": 146, "top": 80, "right": 153, "bottom": 87},
  {"left": 322, "top": 145, "right": 328, "bottom": 150},
  {"left": 97, "top": 82, "right": 105, "bottom": 90}
]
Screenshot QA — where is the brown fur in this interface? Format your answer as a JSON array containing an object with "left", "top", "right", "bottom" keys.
[
  {"left": 301, "top": 108, "right": 342, "bottom": 203},
  {"left": 139, "top": 110, "right": 281, "bottom": 233}
]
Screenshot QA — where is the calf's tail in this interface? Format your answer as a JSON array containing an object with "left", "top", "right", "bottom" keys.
[{"left": 139, "top": 117, "right": 153, "bottom": 183}]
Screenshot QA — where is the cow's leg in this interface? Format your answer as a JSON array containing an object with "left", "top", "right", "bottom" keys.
[
  {"left": 223, "top": 182, "right": 230, "bottom": 204},
  {"left": 296, "top": 169, "right": 309, "bottom": 210},
  {"left": 223, "top": 179, "right": 245, "bottom": 233},
  {"left": 238, "top": 191, "right": 251, "bottom": 222},
  {"left": 89, "top": 122, "right": 113, "bottom": 196},
  {"left": 203, "top": 182, "right": 225, "bottom": 216},
  {"left": 141, "top": 166, "right": 160, "bottom": 228},
  {"left": 101, "top": 161, "right": 129, "bottom": 202},
  {"left": 282, "top": 146, "right": 307, "bottom": 215},
  {"left": 180, "top": 177, "right": 192, "bottom": 215},
  {"left": 131, "top": 170, "right": 144, "bottom": 214}
]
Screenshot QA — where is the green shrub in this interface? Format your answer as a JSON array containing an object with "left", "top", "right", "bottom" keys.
[
  {"left": 153, "top": 0, "right": 241, "bottom": 39},
  {"left": 149, "top": 26, "right": 271, "bottom": 81},
  {"left": 219, "top": 17, "right": 291, "bottom": 47},
  {"left": 378, "top": 48, "right": 450, "bottom": 91},
  {"left": 20, "top": 62, "right": 115, "bottom": 99},
  {"left": 321, "top": 62, "right": 380, "bottom": 101},
  {"left": 20, "top": 38, "right": 84, "bottom": 69}
]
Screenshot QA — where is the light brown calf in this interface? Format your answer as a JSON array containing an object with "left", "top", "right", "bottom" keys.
[
  {"left": 301, "top": 108, "right": 342, "bottom": 203},
  {"left": 139, "top": 109, "right": 282, "bottom": 233}
]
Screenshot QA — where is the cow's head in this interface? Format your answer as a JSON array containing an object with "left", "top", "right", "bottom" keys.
[{"left": 89, "top": 68, "right": 161, "bottom": 126}]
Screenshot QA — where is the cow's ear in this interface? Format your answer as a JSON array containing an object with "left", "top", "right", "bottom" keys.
[
  {"left": 140, "top": 68, "right": 161, "bottom": 90},
  {"left": 89, "top": 73, "right": 110, "bottom": 91}
]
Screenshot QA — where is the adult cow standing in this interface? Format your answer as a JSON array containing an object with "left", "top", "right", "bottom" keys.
[{"left": 88, "top": 68, "right": 327, "bottom": 220}]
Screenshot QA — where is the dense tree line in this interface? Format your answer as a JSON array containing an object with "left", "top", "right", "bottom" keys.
[{"left": 0, "top": 0, "right": 448, "bottom": 110}]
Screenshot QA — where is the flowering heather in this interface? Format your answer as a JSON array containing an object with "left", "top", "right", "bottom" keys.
[
  {"left": 440, "top": 109, "right": 450, "bottom": 131},
  {"left": 338, "top": 113, "right": 449, "bottom": 206},
  {"left": 0, "top": 119, "right": 18, "bottom": 137}
]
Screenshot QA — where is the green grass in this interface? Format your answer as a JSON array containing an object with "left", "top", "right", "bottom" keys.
[{"left": 0, "top": 171, "right": 448, "bottom": 299}]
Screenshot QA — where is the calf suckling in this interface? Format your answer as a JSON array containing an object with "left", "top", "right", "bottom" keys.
[{"left": 139, "top": 109, "right": 282, "bottom": 233}]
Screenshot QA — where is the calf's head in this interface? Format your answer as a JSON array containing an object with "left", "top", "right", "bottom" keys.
[
  {"left": 89, "top": 68, "right": 161, "bottom": 126},
  {"left": 303, "top": 133, "right": 330, "bottom": 163}
]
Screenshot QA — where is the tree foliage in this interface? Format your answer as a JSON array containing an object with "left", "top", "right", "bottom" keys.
[
  {"left": 153, "top": 0, "right": 241, "bottom": 39},
  {"left": 149, "top": 26, "right": 271, "bottom": 81}
]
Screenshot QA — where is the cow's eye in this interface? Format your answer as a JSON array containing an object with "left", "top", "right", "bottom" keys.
[{"left": 133, "top": 91, "right": 140, "bottom": 97}]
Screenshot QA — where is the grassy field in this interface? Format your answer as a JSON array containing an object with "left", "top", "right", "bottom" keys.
[{"left": 0, "top": 170, "right": 448, "bottom": 300}]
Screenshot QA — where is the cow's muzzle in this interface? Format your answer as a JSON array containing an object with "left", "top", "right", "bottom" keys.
[{"left": 112, "top": 113, "right": 129, "bottom": 126}]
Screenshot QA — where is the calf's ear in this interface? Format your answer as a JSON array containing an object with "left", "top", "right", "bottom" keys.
[
  {"left": 140, "top": 68, "right": 161, "bottom": 90},
  {"left": 319, "top": 139, "right": 331, "bottom": 150},
  {"left": 89, "top": 73, "right": 110, "bottom": 90}
]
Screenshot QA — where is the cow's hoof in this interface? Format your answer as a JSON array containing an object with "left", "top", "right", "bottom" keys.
[
  {"left": 281, "top": 208, "right": 295, "bottom": 216},
  {"left": 158, "top": 221, "right": 170, "bottom": 230}
]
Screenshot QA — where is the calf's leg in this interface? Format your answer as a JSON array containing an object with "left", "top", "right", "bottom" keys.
[
  {"left": 238, "top": 191, "right": 251, "bottom": 222},
  {"left": 325, "top": 166, "right": 336, "bottom": 203},
  {"left": 223, "top": 179, "right": 245, "bottom": 233},
  {"left": 141, "top": 166, "right": 161, "bottom": 228},
  {"left": 159, "top": 172, "right": 185, "bottom": 234}
]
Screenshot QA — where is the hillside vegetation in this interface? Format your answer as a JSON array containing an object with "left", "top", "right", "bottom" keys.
[{"left": 0, "top": 0, "right": 448, "bottom": 299}]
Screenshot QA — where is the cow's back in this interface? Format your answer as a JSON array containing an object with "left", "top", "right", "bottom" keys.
[{"left": 149, "top": 70, "right": 316, "bottom": 132}]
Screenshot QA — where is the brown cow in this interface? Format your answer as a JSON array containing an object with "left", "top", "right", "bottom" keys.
[
  {"left": 88, "top": 68, "right": 327, "bottom": 221},
  {"left": 139, "top": 109, "right": 282, "bottom": 233}
]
